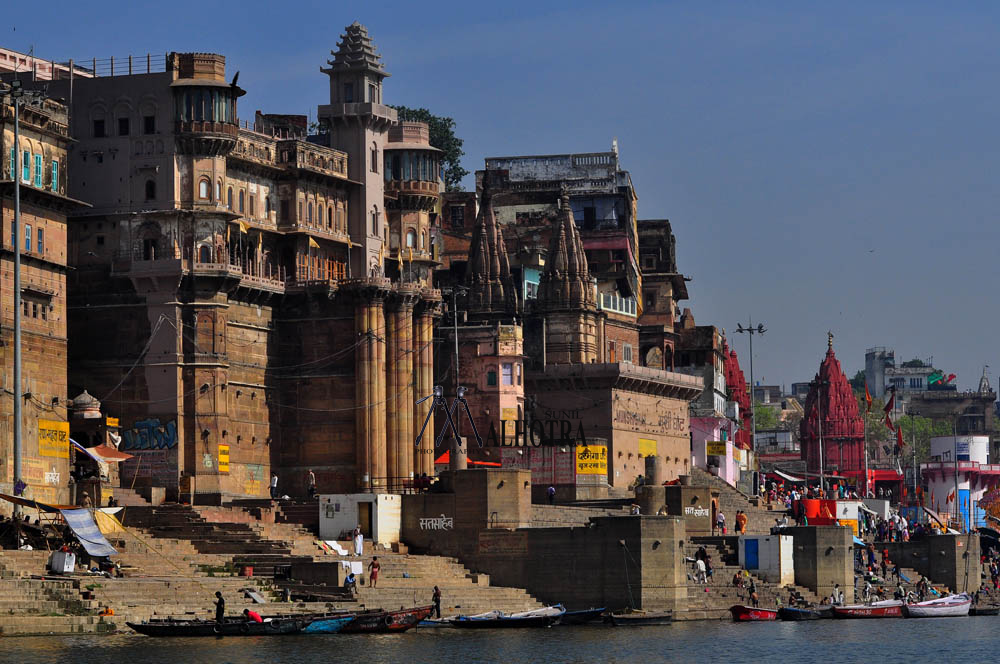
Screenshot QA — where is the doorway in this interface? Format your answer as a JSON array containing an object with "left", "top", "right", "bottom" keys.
[{"left": 358, "top": 501, "right": 373, "bottom": 538}]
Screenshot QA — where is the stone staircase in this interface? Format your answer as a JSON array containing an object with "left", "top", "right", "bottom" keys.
[
  {"left": 690, "top": 467, "right": 781, "bottom": 535},
  {"left": 530, "top": 504, "right": 628, "bottom": 528},
  {"left": 678, "top": 535, "right": 822, "bottom": 620}
]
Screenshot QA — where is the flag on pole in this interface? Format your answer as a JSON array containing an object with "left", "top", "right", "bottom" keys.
[
  {"left": 408, "top": 246, "right": 413, "bottom": 263},
  {"left": 308, "top": 237, "right": 320, "bottom": 250},
  {"left": 883, "top": 388, "right": 895, "bottom": 414},
  {"left": 865, "top": 383, "right": 872, "bottom": 413},
  {"left": 896, "top": 425, "right": 905, "bottom": 448},
  {"left": 885, "top": 413, "right": 894, "bottom": 431}
]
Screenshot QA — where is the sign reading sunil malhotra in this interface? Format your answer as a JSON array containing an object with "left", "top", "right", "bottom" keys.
[{"left": 38, "top": 419, "right": 70, "bottom": 458}]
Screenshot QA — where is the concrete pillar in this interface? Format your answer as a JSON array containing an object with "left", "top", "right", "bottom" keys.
[{"left": 645, "top": 455, "right": 666, "bottom": 486}]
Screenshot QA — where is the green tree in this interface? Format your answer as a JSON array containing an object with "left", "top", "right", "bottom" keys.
[
  {"left": 901, "top": 358, "right": 928, "bottom": 368},
  {"left": 389, "top": 106, "right": 469, "bottom": 191},
  {"left": 753, "top": 400, "right": 779, "bottom": 430},
  {"left": 849, "top": 370, "right": 866, "bottom": 393}
]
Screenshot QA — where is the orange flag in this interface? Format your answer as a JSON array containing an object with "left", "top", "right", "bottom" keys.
[
  {"left": 865, "top": 383, "right": 873, "bottom": 413},
  {"left": 896, "top": 426, "right": 905, "bottom": 448}
]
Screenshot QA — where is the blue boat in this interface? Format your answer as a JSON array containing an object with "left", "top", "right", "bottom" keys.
[{"left": 302, "top": 615, "right": 355, "bottom": 634}]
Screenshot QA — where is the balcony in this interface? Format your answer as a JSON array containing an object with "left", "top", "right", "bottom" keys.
[
  {"left": 598, "top": 292, "right": 637, "bottom": 317},
  {"left": 112, "top": 247, "right": 286, "bottom": 295},
  {"left": 175, "top": 120, "right": 238, "bottom": 156},
  {"left": 278, "top": 140, "right": 349, "bottom": 180}
]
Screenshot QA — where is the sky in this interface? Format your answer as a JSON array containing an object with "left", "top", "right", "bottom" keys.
[{"left": 8, "top": 1, "right": 1000, "bottom": 391}]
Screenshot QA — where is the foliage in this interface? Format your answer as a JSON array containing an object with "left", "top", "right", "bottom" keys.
[
  {"left": 853, "top": 393, "right": 950, "bottom": 465},
  {"left": 753, "top": 400, "right": 780, "bottom": 430},
  {"left": 389, "top": 106, "right": 468, "bottom": 191},
  {"left": 849, "top": 370, "right": 866, "bottom": 392},
  {"left": 901, "top": 358, "right": 928, "bottom": 368}
]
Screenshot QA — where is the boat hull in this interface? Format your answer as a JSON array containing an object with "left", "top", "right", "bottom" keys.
[
  {"left": 730, "top": 605, "right": 778, "bottom": 622},
  {"left": 340, "top": 606, "right": 432, "bottom": 634},
  {"left": 126, "top": 617, "right": 308, "bottom": 637},
  {"left": 777, "top": 606, "right": 833, "bottom": 621},
  {"left": 903, "top": 594, "right": 972, "bottom": 618},
  {"left": 301, "top": 616, "right": 355, "bottom": 634},
  {"left": 832, "top": 602, "right": 903, "bottom": 619},
  {"left": 450, "top": 615, "right": 558, "bottom": 628},
  {"left": 609, "top": 612, "right": 673, "bottom": 626},
  {"left": 558, "top": 608, "right": 607, "bottom": 625}
]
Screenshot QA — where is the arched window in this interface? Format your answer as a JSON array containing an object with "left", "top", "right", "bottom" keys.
[
  {"left": 198, "top": 179, "right": 210, "bottom": 200},
  {"left": 145, "top": 179, "right": 156, "bottom": 201},
  {"left": 327, "top": 206, "right": 333, "bottom": 228},
  {"left": 370, "top": 142, "right": 378, "bottom": 173},
  {"left": 198, "top": 245, "right": 211, "bottom": 263},
  {"left": 238, "top": 190, "right": 245, "bottom": 213},
  {"left": 265, "top": 197, "right": 271, "bottom": 219},
  {"left": 371, "top": 206, "right": 379, "bottom": 235},
  {"left": 336, "top": 207, "right": 343, "bottom": 232},
  {"left": 215, "top": 180, "right": 222, "bottom": 201},
  {"left": 249, "top": 195, "right": 256, "bottom": 218},
  {"left": 308, "top": 201, "right": 313, "bottom": 223},
  {"left": 405, "top": 229, "right": 416, "bottom": 248},
  {"left": 227, "top": 187, "right": 233, "bottom": 209},
  {"left": 421, "top": 231, "right": 426, "bottom": 250}
]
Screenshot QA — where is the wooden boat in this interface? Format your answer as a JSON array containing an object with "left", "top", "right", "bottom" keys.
[
  {"left": 450, "top": 606, "right": 565, "bottom": 629},
  {"left": 730, "top": 605, "right": 778, "bottom": 621},
  {"left": 126, "top": 616, "right": 309, "bottom": 637},
  {"left": 832, "top": 600, "right": 903, "bottom": 619},
  {"left": 777, "top": 605, "right": 833, "bottom": 621},
  {"left": 557, "top": 607, "right": 607, "bottom": 625},
  {"left": 903, "top": 593, "right": 972, "bottom": 618},
  {"left": 970, "top": 606, "right": 1000, "bottom": 616},
  {"left": 609, "top": 611, "right": 673, "bottom": 626},
  {"left": 339, "top": 605, "right": 433, "bottom": 634},
  {"left": 301, "top": 615, "right": 355, "bottom": 634}
]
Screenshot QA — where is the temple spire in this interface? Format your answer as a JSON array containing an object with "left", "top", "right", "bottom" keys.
[
  {"left": 464, "top": 186, "right": 516, "bottom": 318},
  {"left": 538, "top": 190, "right": 595, "bottom": 310}
]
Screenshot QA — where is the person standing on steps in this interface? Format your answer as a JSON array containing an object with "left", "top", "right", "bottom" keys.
[
  {"left": 547, "top": 485, "right": 556, "bottom": 505},
  {"left": 432, "top": 585, "right": 442, "bottom": 618},
  {"left": 307, "top": 469, "right": 317, "bottom": 499},
  {"left": 213, "top": 591, "right": 225, "bottom": 623},
  {"left": 716, "top": 510, "right": 726, "bottom": 535},
  {"left": 270, "top": 472, "right": 279, "bottom": 499},
  {"left": 353, "top": 524, "right": 364, "bottom": 557},
  {"left": 368, "top": 556, "right": 381, "bottom": 589}
]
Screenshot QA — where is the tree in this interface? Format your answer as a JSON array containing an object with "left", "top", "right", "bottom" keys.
[
  {"left": 389, "top": 106, "right": 468, "bottom": 191},
  {"left": 901, "top": 358, "right": 928, "bottom": 368},
  {"left": 848, "top": 370, "right": 866, "bottom": 393},
  {"left": 753, "top": 400, "right": 780, "bottom": 430}
]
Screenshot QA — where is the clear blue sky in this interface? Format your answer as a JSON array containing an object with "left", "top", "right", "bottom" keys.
[{"left": 10, "top": 1, "right": 999, "bottom": 391}]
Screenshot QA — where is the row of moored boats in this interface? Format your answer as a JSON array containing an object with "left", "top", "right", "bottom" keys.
[
  {"left": 730, "top": 593, "right": 992, "bottom": 621},
  {"left": 127, "top": 604, "right": 672, "bottom": 637}
]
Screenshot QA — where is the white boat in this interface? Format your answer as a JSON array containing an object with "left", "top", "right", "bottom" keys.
[
  {"left": 902, "top": 593, "right": 972, "bottom": 618},
  {"left": 507, "top": 605, "right": 565, "bottom": 619}
]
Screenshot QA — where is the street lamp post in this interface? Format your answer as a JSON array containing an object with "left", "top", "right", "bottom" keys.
[
  {"left": 735, "top": 319, "right": 766, "bottom": 458},
  {"left": 811, "top": 378, "right": 830, "bottom": 494}
]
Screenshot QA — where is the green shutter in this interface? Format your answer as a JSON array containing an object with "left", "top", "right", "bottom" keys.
[
  {"left": 51, "top": 160, "right": 58, "bottom": 192},
  {"left": 34, "top": 154, "right": 42, "bottom": 187}
]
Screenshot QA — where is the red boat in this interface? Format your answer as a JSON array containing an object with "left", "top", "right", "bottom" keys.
[
  {"left": 340, "top": 605, "right": 433, "bottom": 634},
  {"left": 831, "top": 600, "right": 903, "bottom": 619},
  {"left": 729, "top": 605, "right": 778, "bottom": 621}
]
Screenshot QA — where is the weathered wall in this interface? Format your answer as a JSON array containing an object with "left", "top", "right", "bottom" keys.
[
  {"left": 879, "top": 535, "right": 981, "bottom": 593},
  {"left": 784, "top": 526, "right": 855, "bottom": 602}
]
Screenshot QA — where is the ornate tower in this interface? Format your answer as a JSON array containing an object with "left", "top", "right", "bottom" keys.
[
  {"left": 800, "top": 334, "right": 865, "bottom": 477},
  {"left": 538, "top": 191, "right": 598, "bottom": 364},
  {"left": 318, "top": 22, "right": 396, "bottom": 278},
  {"left": 464, "top": 187, "right": 517, "bottom": 320}
]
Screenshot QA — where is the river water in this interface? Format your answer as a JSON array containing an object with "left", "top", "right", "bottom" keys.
[{"left": 9, "top": 617, "right": 999, "bottom": 664}]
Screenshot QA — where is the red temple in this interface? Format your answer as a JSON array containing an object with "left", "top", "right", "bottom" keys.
[
  {"left": 800, "top": 336, "right": 865, "bottom": 480},
  {"left": 722, "top": 339, "right": 752, "bottom": 450}
]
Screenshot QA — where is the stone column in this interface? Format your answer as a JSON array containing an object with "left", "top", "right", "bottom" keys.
[
  {"left": 386, "top": 290, "right": 417, "bottom": 490},
  {"left": 415, "top": 301, "right": 441, "bottom": 477},
  {"left": 354, "top": 300, "right": 373, "bottom": 491},
  {"left": 372, "top": 294, "right": 388, "bottom": 490}
]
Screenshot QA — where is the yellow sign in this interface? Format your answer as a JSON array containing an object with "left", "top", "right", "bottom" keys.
[
  {"left": 218, "top": 444, "right": 230, "bottom": 473},
  {"left": 706, "top": 441, "right": 728, "bottom": 457},
  {"left": 501, "top": 408, "right": 517, "bottom": 422},
  {"left": 106, "top": 417, "right": 119, "bottom": 428},
  {"left": 38, "top": 419, "right": 69, "bottom": 458},
  {"left": 639, "top": 438, "right": 657, "bottom": 456},
  {"left": 576, "top": 445, "right": 608, "bottom": 475}
]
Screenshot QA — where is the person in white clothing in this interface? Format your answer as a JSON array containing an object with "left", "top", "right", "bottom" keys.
[
  {"left": 353, "top": 525, "right": 364, "bottom": 557},
  {"left": 695, "top": 558, "right": 707, "bottom": 584},
  {"left": 270, "top": 473, "right": 279, "bottom": 499}
]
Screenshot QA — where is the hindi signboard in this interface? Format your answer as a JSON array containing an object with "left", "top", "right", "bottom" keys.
[
  {"left": 575, "top": 445, "right": 608, "bottom": 475},
  {"left": 706, "top": 441, "right": 728, "bottom": 457},
  {"left": 38, "top": 419, "right": 69, "bottom": 458}
]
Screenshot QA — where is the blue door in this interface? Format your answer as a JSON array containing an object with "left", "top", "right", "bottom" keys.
[
  {"left": 745, "top": 539, "right": 759, "bottom": 570},
  {"left": 959, "top": 489, "right": 970, "bottom": 531}
]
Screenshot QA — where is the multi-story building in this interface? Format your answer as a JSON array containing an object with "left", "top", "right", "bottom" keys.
[
  {"left": 0, "top": 86, "right": 84, "bottom": 505},
  {"left": 40, "top": 24, "right": 441, "bottom": 502}
]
